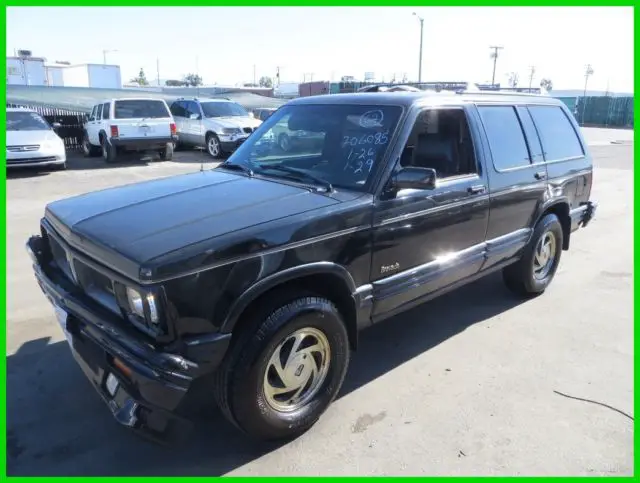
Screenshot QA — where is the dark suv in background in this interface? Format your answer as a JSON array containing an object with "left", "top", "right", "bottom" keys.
[{"left": 27, "top": 90, "right": 596, "bottom": 443}]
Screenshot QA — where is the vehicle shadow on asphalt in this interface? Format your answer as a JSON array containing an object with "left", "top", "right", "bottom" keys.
[{"left": 6, "top": 272, "right": 526, "bottom": 476}]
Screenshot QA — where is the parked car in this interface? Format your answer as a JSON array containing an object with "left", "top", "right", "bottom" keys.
[
  {"left": 82, "top": 98, "right": 177, "bottom": 163},
  {"left": 169, "top": 98, "right": 262, "bottom": 158},
  {"left": 6, "top": 108, "right": 66, "bottom": 170},
  {"left": 253, "top": 107, "right": 277, "bottom": 121},
  {"left": 27, "top": 90, "right": 597, "bottom": 443}
]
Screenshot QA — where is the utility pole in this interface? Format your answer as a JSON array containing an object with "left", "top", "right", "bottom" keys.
[
  {"left": 489, "top": 46, "right": 503, "bottom": 86},
  {"left": 582, "top": 64, "right": 594, "bottom": 125},
  {"left": 528, "top": 65, "right": 536, "bottom": 92},
  {"left": 253, "top": 64, "right": 256, "bottom": 86},
  {"left": 156, "top": 58, "right": 160, "bottom": 86},
  {"left": 276, "top": 66, "right": 281, "bottom": 86},
  {"left": 412, "top": 12, "right": 424, "bottom": 83}
]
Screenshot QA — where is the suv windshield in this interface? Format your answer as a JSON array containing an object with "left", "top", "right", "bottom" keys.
[
  {"left": 201, "top": 102, "right": 249, "bottom": 118},
  {"left": 7, "top": 111, "right": 51, "bottom": 131},
  {"left": 113, "top": 100, "right": 170, "bottom": 119},
  {"left": 223, "top": 103, "right": 403, "bottom": 191}
]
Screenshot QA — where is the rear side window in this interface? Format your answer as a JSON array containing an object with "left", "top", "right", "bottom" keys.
[
  {"left": 477, "top": 105, "right": 531, "bottom": 170},
  {"left": 170, "top": 101, "right": 186, "bottom": 118},
  {"left": 102, "top": 102, "right": 111, "bottom": 120},
  {"left": 516, "top": 106, "right": 544, "bottom": 163},
  {"left": 114, "top": 100, "right": 170, "bottom": 119},
  {"left": 527, "top": 105, "right": 584, "bottom": 160}
]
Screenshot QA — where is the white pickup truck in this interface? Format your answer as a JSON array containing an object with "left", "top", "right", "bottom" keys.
[{"left": 82, "top": 98, "right": 178, "bottom": 163}]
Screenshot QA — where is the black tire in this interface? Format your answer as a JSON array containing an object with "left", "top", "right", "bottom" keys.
[
  {"left": 158, "top": 142, "right": 174, "bottom": 161},
  {"left": 102, "top": 138, "right": 118, "bottom": 164},
  {"left": 502, "top": 213, "right": 564, "bottom": 296},
  {"left": 206, "top": 133, "right": 223, "bottom": 159},
  {"left": 213, "top": 292, "right": 350, "bottom": 441},
  {"left": 278, "top": 133, "right": 291, "bottom": 152},
  {"left": 82, "top": 134, "right": 101, "bottom": 157}
]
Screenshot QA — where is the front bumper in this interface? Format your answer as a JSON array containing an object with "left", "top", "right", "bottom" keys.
[
  {"left": 26, "top": 235, "right": 230, "bottom": 443},
  {"left": 219, "top": 136, "right": 249, "bottom": 153},
  {"left": 570, "top": 200, "right": 598, "bottom": 232},
  {"left": 7, "top": 148, "right": 66, "bottom": 168},
  {"left": 111, "top": 136, "right": 178, "bottom": 151}
]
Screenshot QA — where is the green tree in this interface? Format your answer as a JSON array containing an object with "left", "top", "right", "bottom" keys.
[
  {"left": 130, "top": 68, "right": 149, "bottom": 86},
  {"left": 259, "top": 76, "right": 273, "bottom": 88},
  {"left": 183, "top": 73, "right": 203, "bottom": 87},
  {"left": 540, "top": 78, "right": 553, "bottom": 91},
  {"left": 165, "top": 79, "right": 187, "bottom": 87}
]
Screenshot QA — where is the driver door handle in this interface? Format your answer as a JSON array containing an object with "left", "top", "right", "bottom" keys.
[{"left": 468, "top": 184, "right": 486, "bottom": 195}]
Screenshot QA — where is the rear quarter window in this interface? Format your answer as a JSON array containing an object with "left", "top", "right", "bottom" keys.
[
  {"left": 527, "top": 105, "right": 584, "bottom": 160},
  {"left": 114, "top": 100, "right": 170, "bottom": 119},
  {"left": 477, "top": 105, "right": 531, "bottom": 170}
]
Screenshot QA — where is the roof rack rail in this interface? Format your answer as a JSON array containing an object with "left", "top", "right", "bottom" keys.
[{"left": 455, "top": 89, "right": 546, "bottom": 97}]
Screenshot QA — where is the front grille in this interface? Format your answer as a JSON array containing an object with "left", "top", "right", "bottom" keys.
[
  {"left": 7, "top": 144, "right": 39, "bottom": 152},
  {"left": 41, "top": 222, "right": 165, "bottom": 338},
  {"left": 44, "top": 226, "right": 120, "bottom": 316},
  {"left": 7, "top": 156, "right": 57, "bottom": 165}
]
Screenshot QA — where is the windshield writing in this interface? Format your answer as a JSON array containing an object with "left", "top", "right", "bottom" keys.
[{"left": 223, "top": 104, "right": 403, "bottom": 191}]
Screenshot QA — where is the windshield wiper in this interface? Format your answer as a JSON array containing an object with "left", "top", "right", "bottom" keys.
[
  {"left": 219, "top": 162, "right": 254, "bottom": 176},
  {"left": 258, "top": 165, "right": 333, "bottom": 192}
]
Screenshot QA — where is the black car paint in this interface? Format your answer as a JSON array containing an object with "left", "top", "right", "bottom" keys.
[{"left": 27, "top": 91, "right": 596, "bottom": 440}]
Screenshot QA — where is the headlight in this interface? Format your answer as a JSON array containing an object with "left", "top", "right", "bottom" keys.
[
  {"left": 221, "top": 128, "right": 241, "bottom": 135},
  {"left": 126, "top": 287, "right": 159, "bottom": 324}
]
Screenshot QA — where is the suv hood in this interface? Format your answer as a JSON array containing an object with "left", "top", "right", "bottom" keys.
[
  {"left": 44, "top": 169, "right": 340, "bottom": 281},
  {"left": 205, "top": 116, "right": 262, "bottom": 130}
]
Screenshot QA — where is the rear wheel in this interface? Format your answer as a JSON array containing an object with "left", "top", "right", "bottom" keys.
[
  {"left": 102, "top": 138, "right": 118, "bottom": 164},
  {"left": 502, "top": 213, "right": 564, "bottom": 296},
  {"left": 213, "top": 293, "right": 350, "bottom": 441},
  {"left": 158, "top": 142, "right": 174, "bottom": 161}
]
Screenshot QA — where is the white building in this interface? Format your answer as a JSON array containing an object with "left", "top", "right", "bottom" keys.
[
  {"left": 7, "top": 56, "right": 47, "bottom": 86},
  {"left": 6, "top": 56, "right": 122, "bottom": 89}
]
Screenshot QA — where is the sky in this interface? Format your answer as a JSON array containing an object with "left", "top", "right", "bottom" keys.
[{"left": 6, "top": 6, "right": 635, "bottom": 93}]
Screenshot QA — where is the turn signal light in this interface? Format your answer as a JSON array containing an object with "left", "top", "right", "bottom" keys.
[
  {"left": 113, "top": 357, "right": 132, "bottom": 379},
  {"left": 110, "top": 125, "right": 119, "bottom": 137}
]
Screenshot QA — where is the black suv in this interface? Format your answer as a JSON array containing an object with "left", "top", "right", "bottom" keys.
[{"left": 26, "top": 91, "right": 597, "bottom": 443}]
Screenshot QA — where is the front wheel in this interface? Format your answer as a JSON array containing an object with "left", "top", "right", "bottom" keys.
[
  {"left": 213, "top": 294, "right": 350, "bottom": 441},
  {"left": 206, "top": 133, "right": 223, "bottom": 159},
  {"left": 82, "top": 134, "right": 101, "bottom": 157},
  {"left": 502, "top": 213, "right": 564, "bottom": 296}
]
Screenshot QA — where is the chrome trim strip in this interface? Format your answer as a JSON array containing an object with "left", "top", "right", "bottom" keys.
[
  {"left": 142, "top": 225, "right": 370, "bottom": 284},
  {"left": 373, "top": 227, "right": 531, "bottom": 287},
  {"left": 376, "top": 194, "right": 490, "bottom": 227},
  {"left": 375, "top": 243, "right": 486, "bottom": 286}
]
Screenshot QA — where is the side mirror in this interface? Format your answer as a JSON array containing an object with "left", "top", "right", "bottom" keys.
[
  {"left": 393, "top": 166, "right": 437, "bottom": 191},
  {"left": 52, "top": 122, "right": 61, "bottom": 129}
]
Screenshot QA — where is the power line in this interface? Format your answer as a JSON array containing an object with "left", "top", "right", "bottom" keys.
[{"left": 489, "top": 46, "right": 503, "bottom": 86}]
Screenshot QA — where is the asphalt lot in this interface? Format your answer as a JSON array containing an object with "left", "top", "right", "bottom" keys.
[{"left": 6, "top": 135, "right": 634, "bottom": 475}]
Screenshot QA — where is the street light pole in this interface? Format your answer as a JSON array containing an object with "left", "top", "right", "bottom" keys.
[
  {"left": 412, "top": 12, "right": 424, "bottom": 83},
  {"left": 102, "top": 49, "right": 117, "bottom": 65},
  {"left": 582, "top": 64, "right": 594, "bottom": 125}
]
